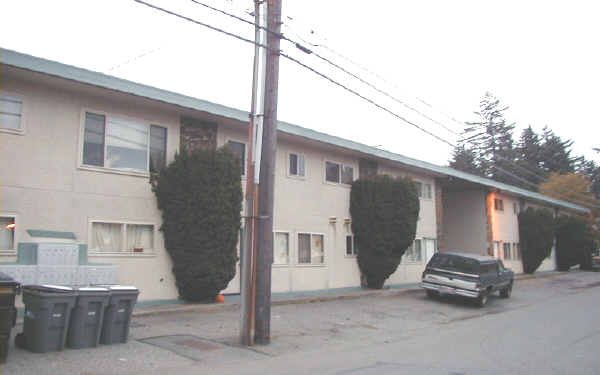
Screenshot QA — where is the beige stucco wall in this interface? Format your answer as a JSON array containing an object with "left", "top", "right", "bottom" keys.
[
  {"left": 0, "top": 74, "right": 180, "bottom": 301},
  {"left": 442, "top": 189, "right": 488, "bottom": 254},
  {"left": 1, "top": 71, "right": 437, "bottom": 300}
]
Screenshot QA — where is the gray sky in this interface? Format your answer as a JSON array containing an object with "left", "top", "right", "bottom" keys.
[{"left": 2, "top": 0, "right": 598, "bottom": 167}]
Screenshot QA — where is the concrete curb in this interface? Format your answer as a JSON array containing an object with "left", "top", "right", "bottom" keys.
[{"left": 131, "top": 271, "right": 570, "bottom": 318}]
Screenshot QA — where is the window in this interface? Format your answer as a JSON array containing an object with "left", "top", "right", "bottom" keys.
[
  {"left": 346, "top": 235, "right": 358, "bottom": 256},
  {"left": 503, "top": 242, "right": 511, "bottom": 260},
  {"left": 405, "top": 239, "right": 422, "bottom": 262},
  {"left": 82, "top": 111, "right": 166, "bottom": 173},
  {"left": 513, "top": 243, "right": 521, "bottom": 260},
  {"left": 90, "top": 221, "right": 154, "bottom": 254},
  {"left": 0, "top": 216, "right": 16, "bottom": 251},
  {"left": 298, "top": 233, "right": 324, "bottom": 264},
  {"left": 227, "top": 141, "right": 246, "bottom": 176},
  {"left": 494, "top": 199, "right": 504, "bottom": 211},
  {"left": 274, "top": 232, "right": 289, "bottom": 264},
  {"left": 413, "top": 181, "right": 432, "bottom": 199},
  {"left": 325, "top": 161, "right": 353, "bottom": 185},
  {"left": 288, "top": 153, "right": 305, "bottom": 177},
  {"left": 513, "top": 202, "right": 519, "bottom": 214},
  {"left": 0, "top": 94, "right": 23, "bottom": 132}
]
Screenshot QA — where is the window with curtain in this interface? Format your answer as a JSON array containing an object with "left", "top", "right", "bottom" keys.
[
  {"left": 0, "top": 216, "right": 15, "bottom": 250},
  {"left": 126, "top": 224, "right": 154, "bottom": 253},
  {"left": 82, "top": 111, "right": 166, "bottom": 173},
  {"left": 298, "top": 233, "right": 324, "bottom": 264},
  {"left": 90, "top": 221, "right": 155, "bottom": 254},
  {"left": 274, "top": 232, "right": 289, "bottom": 264},
  {"left": 0, "top": 94, "right": 22, "bottom": 131},
  {"left": 90, "top": 222, "right": 122, "bottom": 252}
]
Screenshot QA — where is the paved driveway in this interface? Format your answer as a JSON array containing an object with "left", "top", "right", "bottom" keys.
[{"left": 3, "top": 271, "right": 600, "bottom": 375}]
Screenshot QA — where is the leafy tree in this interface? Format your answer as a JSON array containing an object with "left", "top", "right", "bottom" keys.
[
  {"left": 150, "top": 147, "right": 243, "bottom": 302},
  {"left": 539, "top": 172, "right": 600, "bottom": 245},
  {"left": 350, "top": 175, "right": 419, "bottom": 289},
  {"left": 518, "top": 208, "right": 555, "bottom": 274}
]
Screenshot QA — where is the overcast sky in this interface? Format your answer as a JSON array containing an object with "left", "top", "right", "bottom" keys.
[{"left": 2, "top": 0, "right": 598, "bottom": 167}]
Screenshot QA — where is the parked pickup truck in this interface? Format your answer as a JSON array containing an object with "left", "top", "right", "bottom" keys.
[{"left": 421, "top": 252, "right": 514, "bottom": 307}]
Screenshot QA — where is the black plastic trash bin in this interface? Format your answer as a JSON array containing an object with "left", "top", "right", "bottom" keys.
[
  {"left": 0, "top": 272, "right": 20, "bottom": 363},
  {"left": 16, "top": 285, "right": 77, "bottom": 353},
  {"left": 67, "top": 287, "right": 110, "bottom": 349},
  {"left": 99, "top": 285, "right": 139, "bottom": 345}
]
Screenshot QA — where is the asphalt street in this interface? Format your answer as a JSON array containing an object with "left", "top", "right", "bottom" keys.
[{"left": 2, "top": 271, "right": 600, "bottom": 375}]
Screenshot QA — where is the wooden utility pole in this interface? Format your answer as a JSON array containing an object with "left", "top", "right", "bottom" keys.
[
  {"left": 255, "top": 0, "right": 282, "bottom": 345},
  {"left": 240, "top": 0, "right": 267, "bottom": 347}
]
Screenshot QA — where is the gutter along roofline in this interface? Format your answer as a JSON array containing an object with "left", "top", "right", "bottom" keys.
[{"left": 0, "top": 47, "right": 589, "bottom": 214}]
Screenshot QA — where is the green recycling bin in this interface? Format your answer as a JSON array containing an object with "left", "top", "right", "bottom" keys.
[
  {"left": 0, "top": 272, "right": 20, "bottom": 363},
  {"left": 16, "top": 285, "right": 77, "bottom": 353},
  {"left": 100, "top": 285, "right": 139, "bottom": 345},
  {"left": 67, "top": 287, "right": 110, "bottom": 349}
]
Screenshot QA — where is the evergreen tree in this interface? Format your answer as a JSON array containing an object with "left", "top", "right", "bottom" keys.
[
  {"left": 453, "top": 92, "right": 518, "bottom": 185},
  {"left": 513, "top": 126, "right": 547, "bottom": 190},
  {"left": 539, "top": 126, "right": 579, "bottom": 174},
  {"left": 449, "top": 146, "right": 481, "bottom": 176}
]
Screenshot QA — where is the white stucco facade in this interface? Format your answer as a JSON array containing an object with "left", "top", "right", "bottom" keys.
[{"left": 1, "top": 66, "right": 439, "bottom": 301}]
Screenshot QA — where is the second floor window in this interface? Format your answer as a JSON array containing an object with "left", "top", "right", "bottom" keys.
[
  {"left": 289, "top": 153, "right": 305, "bottom": 177},
  {"left": 494, "top": 199, "right": 504, "bottom": 211},
  {"left": 227, "top": 141, "right": 246, "bottom": 176},
  {"left": 0, "top": 94, "right": 22, "bottom": 132},
  {"left": 325, "top": 161, "right": 353, "bottom": 185},
  {"left": 82, "top": 112, "right": 166, "bottom": 173}
]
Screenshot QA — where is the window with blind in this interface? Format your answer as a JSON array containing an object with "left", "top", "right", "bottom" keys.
[
  {"left": 82, "top": 111, "right": 166, "bottom": 173},
  {"left": 0, "top": 94, "right": 23, "bottom": 132}
]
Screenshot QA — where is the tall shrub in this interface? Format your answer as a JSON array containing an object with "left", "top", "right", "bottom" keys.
[
  {"left": 150, "top": 147, "right": 242, "bottom": 302},
  {"left": 555, "top": 215, "right": 594, "bottom": 271},
  {"left": 518, "top": 207, "right": 555, "bottom": 274},
  {"left": 350, "top": 175, "right": 420, "bottom": 289}
]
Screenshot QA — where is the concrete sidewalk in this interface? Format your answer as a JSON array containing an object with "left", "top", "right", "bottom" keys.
[{"left": 131, "top": 270, "right": 567, "bottom": 318}]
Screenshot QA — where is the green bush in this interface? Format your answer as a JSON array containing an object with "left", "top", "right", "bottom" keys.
[
  {"left": 518, "top": 207, "right": 555, "bottom": 274},
  {"left": 555, "top": 215, "right": 595, "bottom": 271},
  {"left": 350, "top": 175, "right": 419, "bottom": 289},
  {"left": 150, "top": 147, "right": 242, "bottom": 302}
]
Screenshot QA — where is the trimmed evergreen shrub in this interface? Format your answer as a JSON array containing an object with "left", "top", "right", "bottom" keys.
[
  {"left": 150, "top": 147, "right": 243, "bottom": 302},
  {"left": 555, "top": 215, "right": 595, "bottom": 271},
  {"left": 518, "top": 207, "right": 555, "bottom": 274},
  {"left": 350, "top": 175, "right": 420, "bottom": 289}
]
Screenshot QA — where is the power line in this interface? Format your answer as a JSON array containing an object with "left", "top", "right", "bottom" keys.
[
  {"left": 189, "top": 0, "right": 460, "bottom": 137},
  {"left": 134, "top": 0, "right": 456, "bottom": 147},
  {"left": 134, "top": 0, "right": 593, "bottom": 210},
  {"left": 281, "top": 18, "right": 466, "bottom": 133},
  {"left": 492, "top": 165, "right": 600, "bottom": 209},
  {"left": 106, "top": 46, "right": 164, "bottom": 72}
]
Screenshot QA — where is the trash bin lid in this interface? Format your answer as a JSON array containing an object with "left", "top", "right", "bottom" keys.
[
  {"left": 23, "top": 285, "right": 74, "bottom": 293},
  {"left": 77, "top": 287, "right": 109, "bottom": 292},
  {"left": 0, "top": 271, "right": 20, "bottom": 287},
  {"left": 97, "top": 285, "right": 138, "bottom": 291}
]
